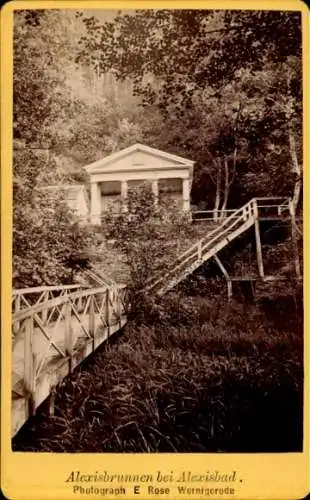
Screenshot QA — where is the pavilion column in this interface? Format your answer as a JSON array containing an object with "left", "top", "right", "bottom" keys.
[
  {"left": 121, "top": 180, "right": 128, "bottom": 212},
  {"left": 90, "top": 182, "right": 101, "bottom": 225},
  {"left": 182, "top": 178, "right": 190, "bottom": 211},
  {"left": 151, "top": 180, "right": 159, "bottom": 205}
]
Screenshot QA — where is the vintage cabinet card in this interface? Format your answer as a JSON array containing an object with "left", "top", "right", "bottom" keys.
[{"left": 1, "top": 1, "right": 309, "bottom": 498}]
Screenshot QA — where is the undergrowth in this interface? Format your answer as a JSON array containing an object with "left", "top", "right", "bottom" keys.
[{"left": 12, "top": 291, "right": 303, "bottom": 453}]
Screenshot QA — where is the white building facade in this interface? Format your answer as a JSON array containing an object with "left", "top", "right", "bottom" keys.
[
  {"left": 38, "top": 185, "right": 89, "bottom": 224},
  {"left": 84, "top": 143, "right": 195, "bottom": 224}
]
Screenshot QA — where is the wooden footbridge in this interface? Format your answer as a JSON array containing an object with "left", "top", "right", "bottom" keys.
[
  {"left": 11, "top": 197, "right": 299, "bottom": 437},
  {"left": 12, "top": 284, "right": 128, "bottom": 436}
]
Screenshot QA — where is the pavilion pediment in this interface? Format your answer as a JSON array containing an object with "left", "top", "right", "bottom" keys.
[{"left": 84, "top": 143, "right": 194, "bottom": 174}]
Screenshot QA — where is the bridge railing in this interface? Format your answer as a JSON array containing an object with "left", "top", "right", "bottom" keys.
[
  {"left": 12, "top": 284, "right": 88, "bottom": 313},
  {"left": 12, "top": 284, "right": 128, "bottom": 422},
  {"left": 12, "top": 284, "right": 90, "bottom": 336}
]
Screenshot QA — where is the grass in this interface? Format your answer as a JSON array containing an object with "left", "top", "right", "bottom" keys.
[{"left": 12, "top": 287, "right": 303, "bottom": 453}]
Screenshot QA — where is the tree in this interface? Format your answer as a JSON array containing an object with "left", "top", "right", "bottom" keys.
[
  {"left": 78, "top": 10, "right": 300, "bottom": 109},
  {"left": 77, "top": 10, "right": 302, "bottom": 211},
  {"left": 13, "top": 10, "right": 157, "bottom": 287}
]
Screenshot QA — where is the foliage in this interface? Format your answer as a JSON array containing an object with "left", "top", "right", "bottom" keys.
[
  {"left": 13, "top": 10, "right": 145, "bottom": 171},
  {"left": 13, "top": 9, "right": 303, "bottom": 214},
  {"left": 14, "top": 10, "right": 76, "bottom": 146},
  {"left": 12, "top": 10, "right": 145, "bottom": 287},
  {"left": 101, "top": 183, "right": 194, "bottom": 297},
  {"left": 78, "top": 10, "right": 301, "bottom": 110},
  {"left": 13, "top": 147, "right": 96, "bottom": 287},
  {"left": 77, "top": 10, "right": 302, "bottom": 211},
  {"left": 13, "top": 199, "right": 95, "bottom": 288}
]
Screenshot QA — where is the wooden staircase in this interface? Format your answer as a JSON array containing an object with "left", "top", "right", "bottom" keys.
[
  {"left": 144, "top": 197, "right": 291, "bottom": 296},
  {"left": 83, "top": 267, "right": 118, "bottom": 288}
]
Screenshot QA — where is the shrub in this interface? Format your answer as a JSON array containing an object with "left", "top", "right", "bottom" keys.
[
  {"left": 13, "top": 149, "right": 96, "bottom": 287},
  {"left": 100, "top": 183, "right": 194, "bottom": 297}
]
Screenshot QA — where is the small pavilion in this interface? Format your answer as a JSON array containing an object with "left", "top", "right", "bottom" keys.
[{"left": 84, "top": 143, "right": 195, "bottom": 224}]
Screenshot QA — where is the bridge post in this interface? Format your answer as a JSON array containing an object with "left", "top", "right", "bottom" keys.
[
  {"left": 24, "top": 316, "right": 36, "bottom": 416},
  {"left": 77, "top": 295, "right": 83, "bottom": 313},
  {"left": 116, "top": 288, "right": 123, "bottom": 328},
  {"left": 89, "top": 295, "right": 95, "bottom": 348},
  {"left": 48, "top": 386, "right": 57, "bottom": 417},
  {"left": 253, "top": 200, "right": 265, "bottom": 278},
  {"left": 41, "top": 291, "right": 48, "bottom": 324},
  {"left": 105, "top": 289, "right": 111, "bottom": 336},
  {"left": 13, "top": 294, "right": 21, "bottom": 334},
  {"left": 64, "top": 302, "right": 73, "bottom": 371}
]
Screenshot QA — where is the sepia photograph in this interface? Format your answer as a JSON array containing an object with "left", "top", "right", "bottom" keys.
[{"left": 10, "top": 7, "right": 303, "bottom": 456}]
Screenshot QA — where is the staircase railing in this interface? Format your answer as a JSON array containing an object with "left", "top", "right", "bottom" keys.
[
  {"left": 144, "top": 198, "right": 257, "bottom": 294},
  {"left": 83, "top": 267, "right": 117, "bottom": 288}
]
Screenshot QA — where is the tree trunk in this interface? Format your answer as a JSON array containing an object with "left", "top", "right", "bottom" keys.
[
  {"left": 220, "top": 157, "right": 230, "bottom": 220},
  {"left": 288, "top": 127, "right": 301, "bottom": 212},
  {"left": 285, "top": 73, "right": 301, "bottom": 213},
  {"left": 213, "top": 158, "right": 222, "bottom": 221}
]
